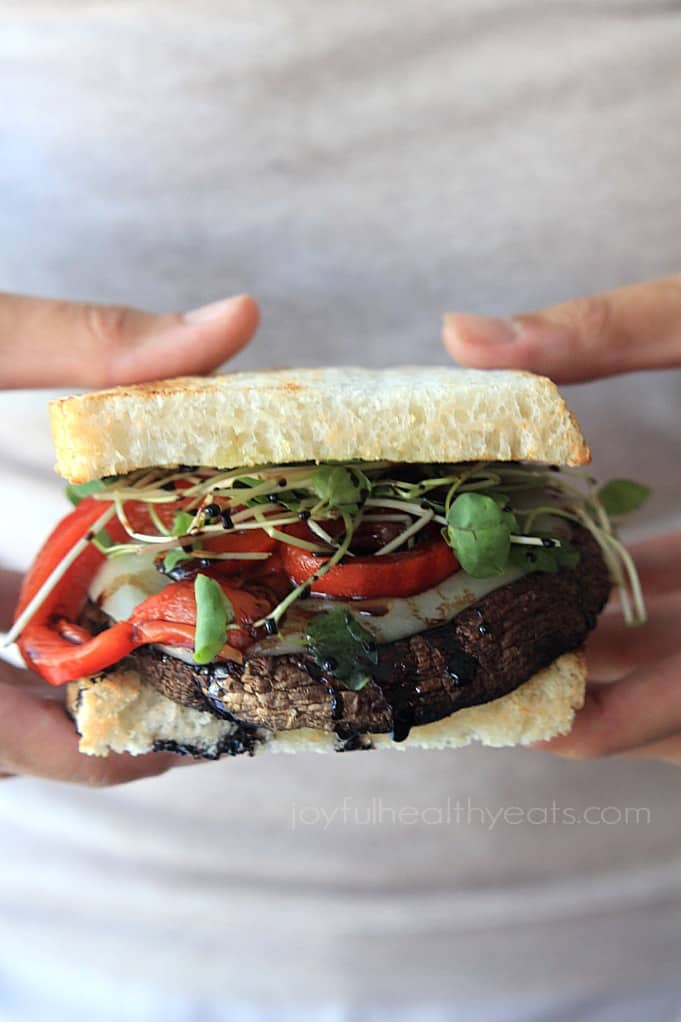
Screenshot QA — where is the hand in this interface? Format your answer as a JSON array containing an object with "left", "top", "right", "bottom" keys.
[
  {"left": 0, "top": 290, "right": 259, "bottom": 783},
  {"left": 443, "top": 276, "right": 681, "bottom": 764}
]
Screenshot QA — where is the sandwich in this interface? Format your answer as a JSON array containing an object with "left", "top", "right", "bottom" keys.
[{"left": 7, "top": 367, "right": 647, "bottom": 759}]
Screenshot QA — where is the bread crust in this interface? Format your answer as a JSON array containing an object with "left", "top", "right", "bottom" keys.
[
  {"left": 65, "top": 650, "right": 586, "bottom": 758},
  {"left": 49, "top": 367, "right": 591, "bottom": 482}
]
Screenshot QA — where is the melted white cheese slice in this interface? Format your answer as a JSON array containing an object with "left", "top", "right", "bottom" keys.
[
  {"left": 88, "top": 550, "right": 527, "bottom": 660},
  {"left": 250, "top": 563, "right": 526, "bottom": 655},
  {"left": 89, "top": 549, "right": 168, "bottom": 619}
]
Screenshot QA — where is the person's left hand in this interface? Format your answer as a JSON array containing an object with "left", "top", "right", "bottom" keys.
[
  {"left": 443, "top": 276, "right": 681, "bottom": 765},
  {"left": 0, "top": 290, "right": 259, "bottom": 783}
]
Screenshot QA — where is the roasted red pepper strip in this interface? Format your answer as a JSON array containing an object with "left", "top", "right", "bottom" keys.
[
  {"left": 15, "top": 498, "right": 271, "bottom": 685},
  {"left": 15, "top": 497, "right": 111, "bottom": 622},
  {"left": 129, "top": 578, "right": 274, "bottom": 652},
  {"left": 201, "top": 528, "right": 277, "bottom": 574},
  {"left": 15, "top": 496, "right": 130, "bottom": 684},
  {"left": 282, "top": 522, "right": 460, "bottom": 598},
  {"left": 20, "top": 619, "right": 137, "bottom": 685}
]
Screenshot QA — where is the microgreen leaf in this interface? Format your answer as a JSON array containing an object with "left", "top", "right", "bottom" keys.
[
  {"left": 163, "top": 549, "right": 190, "bottom": 573},
  {"left": 305, "top": 607, "right": 378, "bottom": 692},
  {"left": 446, "top": 493, "right": 518, "bottom": 577},
  {"left": 510, "top": 544, "right": 559, "bottom": 574},
  {"left": 309, "top": 466, "right": 371, "bottom": 511},
  {"left": 233, "top": 476, "right": 269, "bottom": 505},
  {"left": 229, "top": 475, "right": 302, "bottom": 509},
  {"left": 598, "top": 479, "right": 650, "bottom": 516},
  {"left": 171, "top": 511, "right": 195, "bottom": 536},
  {"left": 510, "top": 539, "right": 581, "bottom": 574},
  {"left": 489, "top": 492, "right": 512, "bottom": 511},
  {"left": 556, "top": 541, "right": 581, "bottom": 570},
  {"left": 246, "top": 489, "right": 300, "bottom": 509},
  {"left": 233, "top": 475, "right": 265, "bottom": 488},
  {"left": 193, "top": 574, "right": 235, "bottom": 664},
  {"left": 93, "top": 528, "right": 114, "bottom": 552},
  {"left": 66, "top": 479, "right": 105, "bottom": 506}
]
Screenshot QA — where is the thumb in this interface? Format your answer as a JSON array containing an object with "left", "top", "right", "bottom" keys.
[
  {"left": 442, "top": 276, "right": 681, "bottom": 383},
  {"left": 0, "top": 292, "right": 259, "bottom": 389}
]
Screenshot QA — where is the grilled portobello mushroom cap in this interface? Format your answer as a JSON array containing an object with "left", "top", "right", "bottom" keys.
[{"left": 88, "top": 525, "right": 610, "bottom": 744}]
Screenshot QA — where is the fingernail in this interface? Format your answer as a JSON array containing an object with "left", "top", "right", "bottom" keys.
[
  {"left": 443, "top": 313, "right": 522, "bottom": 345},
  {"left": 184, "top": 295, "right": 245, "bottom": 325}
]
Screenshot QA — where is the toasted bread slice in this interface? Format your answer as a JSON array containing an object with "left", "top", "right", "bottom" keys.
[{"left": 50, "top": 367, "right": 590, "bottom": 482}]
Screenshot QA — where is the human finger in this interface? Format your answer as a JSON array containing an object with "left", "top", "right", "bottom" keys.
[
  {"left": 443, "top": 275, "right": 681, "bottom": 382},
  {"left": 0, "top": 292, "right": 259, "bottom": 389},
  {"left": 0, "top": 569, "right": 23, "bottom": 630},
  {"left": 623, "top": 530, "right": 681, "bottom": 599},
  {"left": 621, "top": 735, "right": 681, "bottom": 766},
  {"left": 0, "top": 667, "right": 184, "bottom": 784},
  {"left": 586, "top": 592, "right": 681, "bottom": 681},
  {"left": 533, "top": 650, "right": 681, "bottom": 759}
]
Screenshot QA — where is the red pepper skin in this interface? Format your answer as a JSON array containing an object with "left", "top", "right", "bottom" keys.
[
  {"left": 281, "top": 523, "right": 460, "bottom": 598},
  {"left": 16, "top": 497, "right": 140, "bottom": 684},
  {"left": 201, "top": 528, "right": 277, "bottom": 574},
  {"left": 19, "top": 619, "right": 137, "bottom": 685},
  {"left": 129, "top": 579, "right": 274, "bottom": 652},
  {"left": 15, "top": 497, "right": 109, "bottom": 622},
  {"left": 15, "top": 498, "right": 276, "bottom": 685}
]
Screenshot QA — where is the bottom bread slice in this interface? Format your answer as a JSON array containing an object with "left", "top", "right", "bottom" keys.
[{"left": 65, "top": 649, "right": 586, "bottom": 758}]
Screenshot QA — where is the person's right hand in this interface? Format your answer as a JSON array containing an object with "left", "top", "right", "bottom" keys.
[{"left": 0, "top": 290, "right": 259, "bottom": 784}]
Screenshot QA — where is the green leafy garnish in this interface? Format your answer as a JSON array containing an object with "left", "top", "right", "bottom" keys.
[
  {"left": 10, "top": 458, "right": 654, "bottom": 666},
  {"left": 234, "top": 476, "right": 271, "bottom": 505},
  {"left": 446, "top": 493, "right": 519, "bottom": 577},
  {"left": 92, "top": 528, "right": 114, "bottom": 552},
  {"left": 171, "top": 511, "right": 195, "bottom": 536},
  {"left": 163, "top": 549, "right": 190, "bottom": 573},
  {"left": 309, "top": 466, "right": 370, "bottom": 511},
  {"left": 305, "top": 607, "right": 378, "bottom": 692},
  {"left": 227, "top": 475, "right": 295, "bottom": 509},
  {"left": 510, "top": 539, "right": 580, "bottom": 575},
  {"left": 193, "top": 574, "right": 235, "bottom": 664},
  {"left": 556, "top": 541, "right": 580, "bottom": 570},
  {"left": 236, "top": 475, "right": 266, "bottom": 488},
  {"left": 598, "top": 479, "right": 650, "bottom": 516},
  {"left": 59, "top": 461, "right": 649, "bottom": 636},
  {"left": 66, "top": 479, "right": 106, "bottom": 506}
]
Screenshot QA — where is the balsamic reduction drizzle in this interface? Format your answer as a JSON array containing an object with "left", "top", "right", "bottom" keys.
[
  {"left": 446, "top": 650, "right": 477, "bottom": 686},
  {"left": 391, "top": 711, "right": 414, "bottom": 743}
]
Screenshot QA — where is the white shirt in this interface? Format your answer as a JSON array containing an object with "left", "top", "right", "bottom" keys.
[{"left": 1, "top": 2, "right": 681, "bottom": 1017}]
